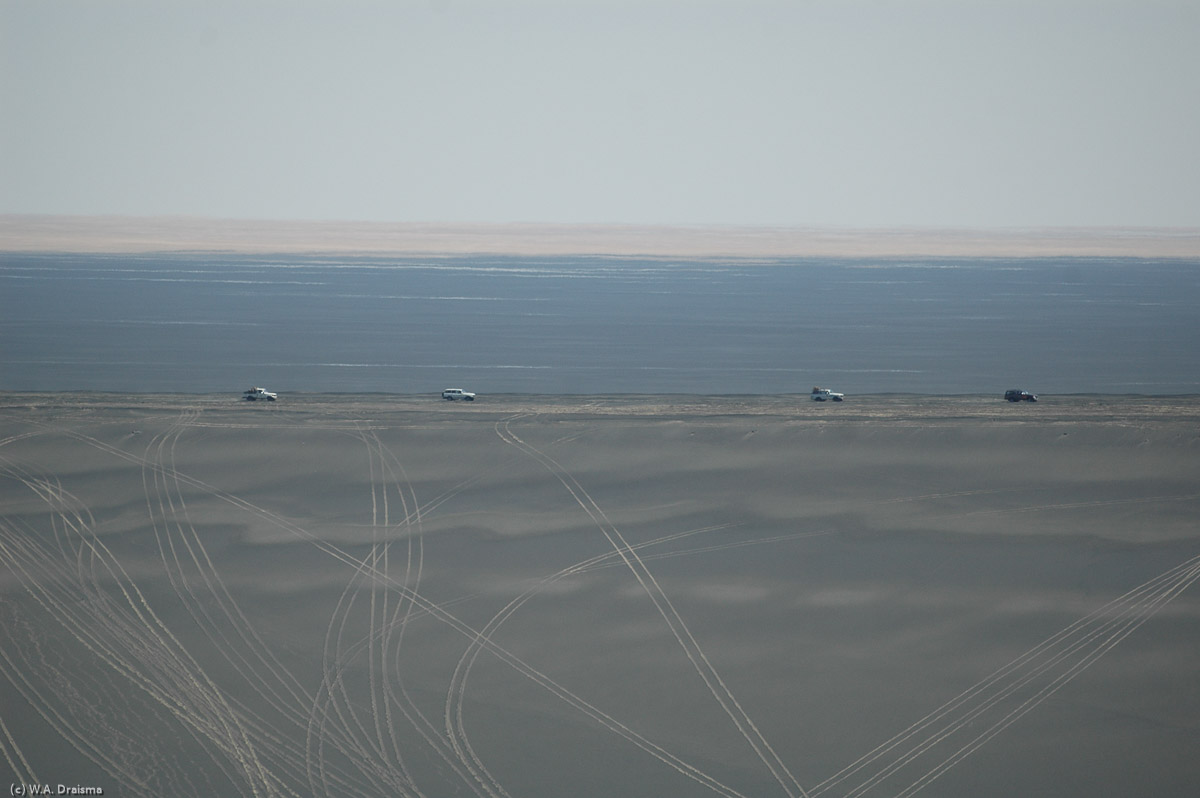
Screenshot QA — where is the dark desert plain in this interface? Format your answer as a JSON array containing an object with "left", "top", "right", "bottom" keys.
[
  {"left": 2, "top": 392, "right": 1200, "bottom": 798},
  {"left": 3, "top": 220, "right": 1200, "bottom": 797}
]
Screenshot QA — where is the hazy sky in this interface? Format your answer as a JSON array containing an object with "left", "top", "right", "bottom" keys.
[{"left": 3, "top": 0, "right": 1197, "bottom": 228}]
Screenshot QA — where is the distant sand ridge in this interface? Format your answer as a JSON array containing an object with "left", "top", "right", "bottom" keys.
[{"left": 3, "top": 215, "right": 1199, "bottom": 257}]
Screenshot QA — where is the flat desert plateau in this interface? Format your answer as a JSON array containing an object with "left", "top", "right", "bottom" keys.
[{"left": 2, "top": 393, "right": 1199, "bottom": 797}]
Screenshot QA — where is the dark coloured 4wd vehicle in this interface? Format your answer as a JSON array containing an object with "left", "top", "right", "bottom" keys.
[{"left": 1004, "top": 389, "right": 1038, "bottom": 402}]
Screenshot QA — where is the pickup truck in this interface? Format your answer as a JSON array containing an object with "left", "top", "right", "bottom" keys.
[
  {"left": 811, "top": 387, "right": 844, "bottom": 402},
  {"left": 243, "top": 387, "right": 277, "bottom": 401},
  {"left": 442, "top": 388, "right": 476, "bottom": 401}
]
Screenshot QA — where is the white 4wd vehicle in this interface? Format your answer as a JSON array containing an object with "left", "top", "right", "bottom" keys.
[
  {"left": 811, "top": 386, "right": 844, "bottom": 402},
  {"left": 442, "top": 388, "right": 476, "bottom": 401},
  {"left": 243, "top": 387, "right": 277, "bottom": 401}
]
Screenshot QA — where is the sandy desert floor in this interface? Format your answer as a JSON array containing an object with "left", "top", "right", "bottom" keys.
[{"left": 1, "top": 393, "right": 1198, "bottom": 797}]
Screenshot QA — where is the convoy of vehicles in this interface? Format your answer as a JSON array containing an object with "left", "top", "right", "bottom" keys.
[
  {"left": 240, "top": 387, "right": 483, "bottom": 402},
  {"left": 241, "top": 385, "right": 1038, "bottom": 404}
]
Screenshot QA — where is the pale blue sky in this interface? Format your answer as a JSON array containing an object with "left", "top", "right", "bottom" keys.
[{"left": 3, "top": 0, "right": 1197, "bottom": 227}]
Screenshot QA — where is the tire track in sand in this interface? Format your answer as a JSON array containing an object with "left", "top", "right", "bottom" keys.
[
  {"left": 494, "top": 413, "right": 808, "bottom": 798},
  {"left": 18, "top": 423, "right": 779, "bottom": 797},
  {"left": 811, "top": 552, "right": 1200, "bottom": 797}
]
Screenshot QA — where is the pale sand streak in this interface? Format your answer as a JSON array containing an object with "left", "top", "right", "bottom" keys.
[{"left": 3, "top": 215, "right": 1198, "bottom": 258}]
